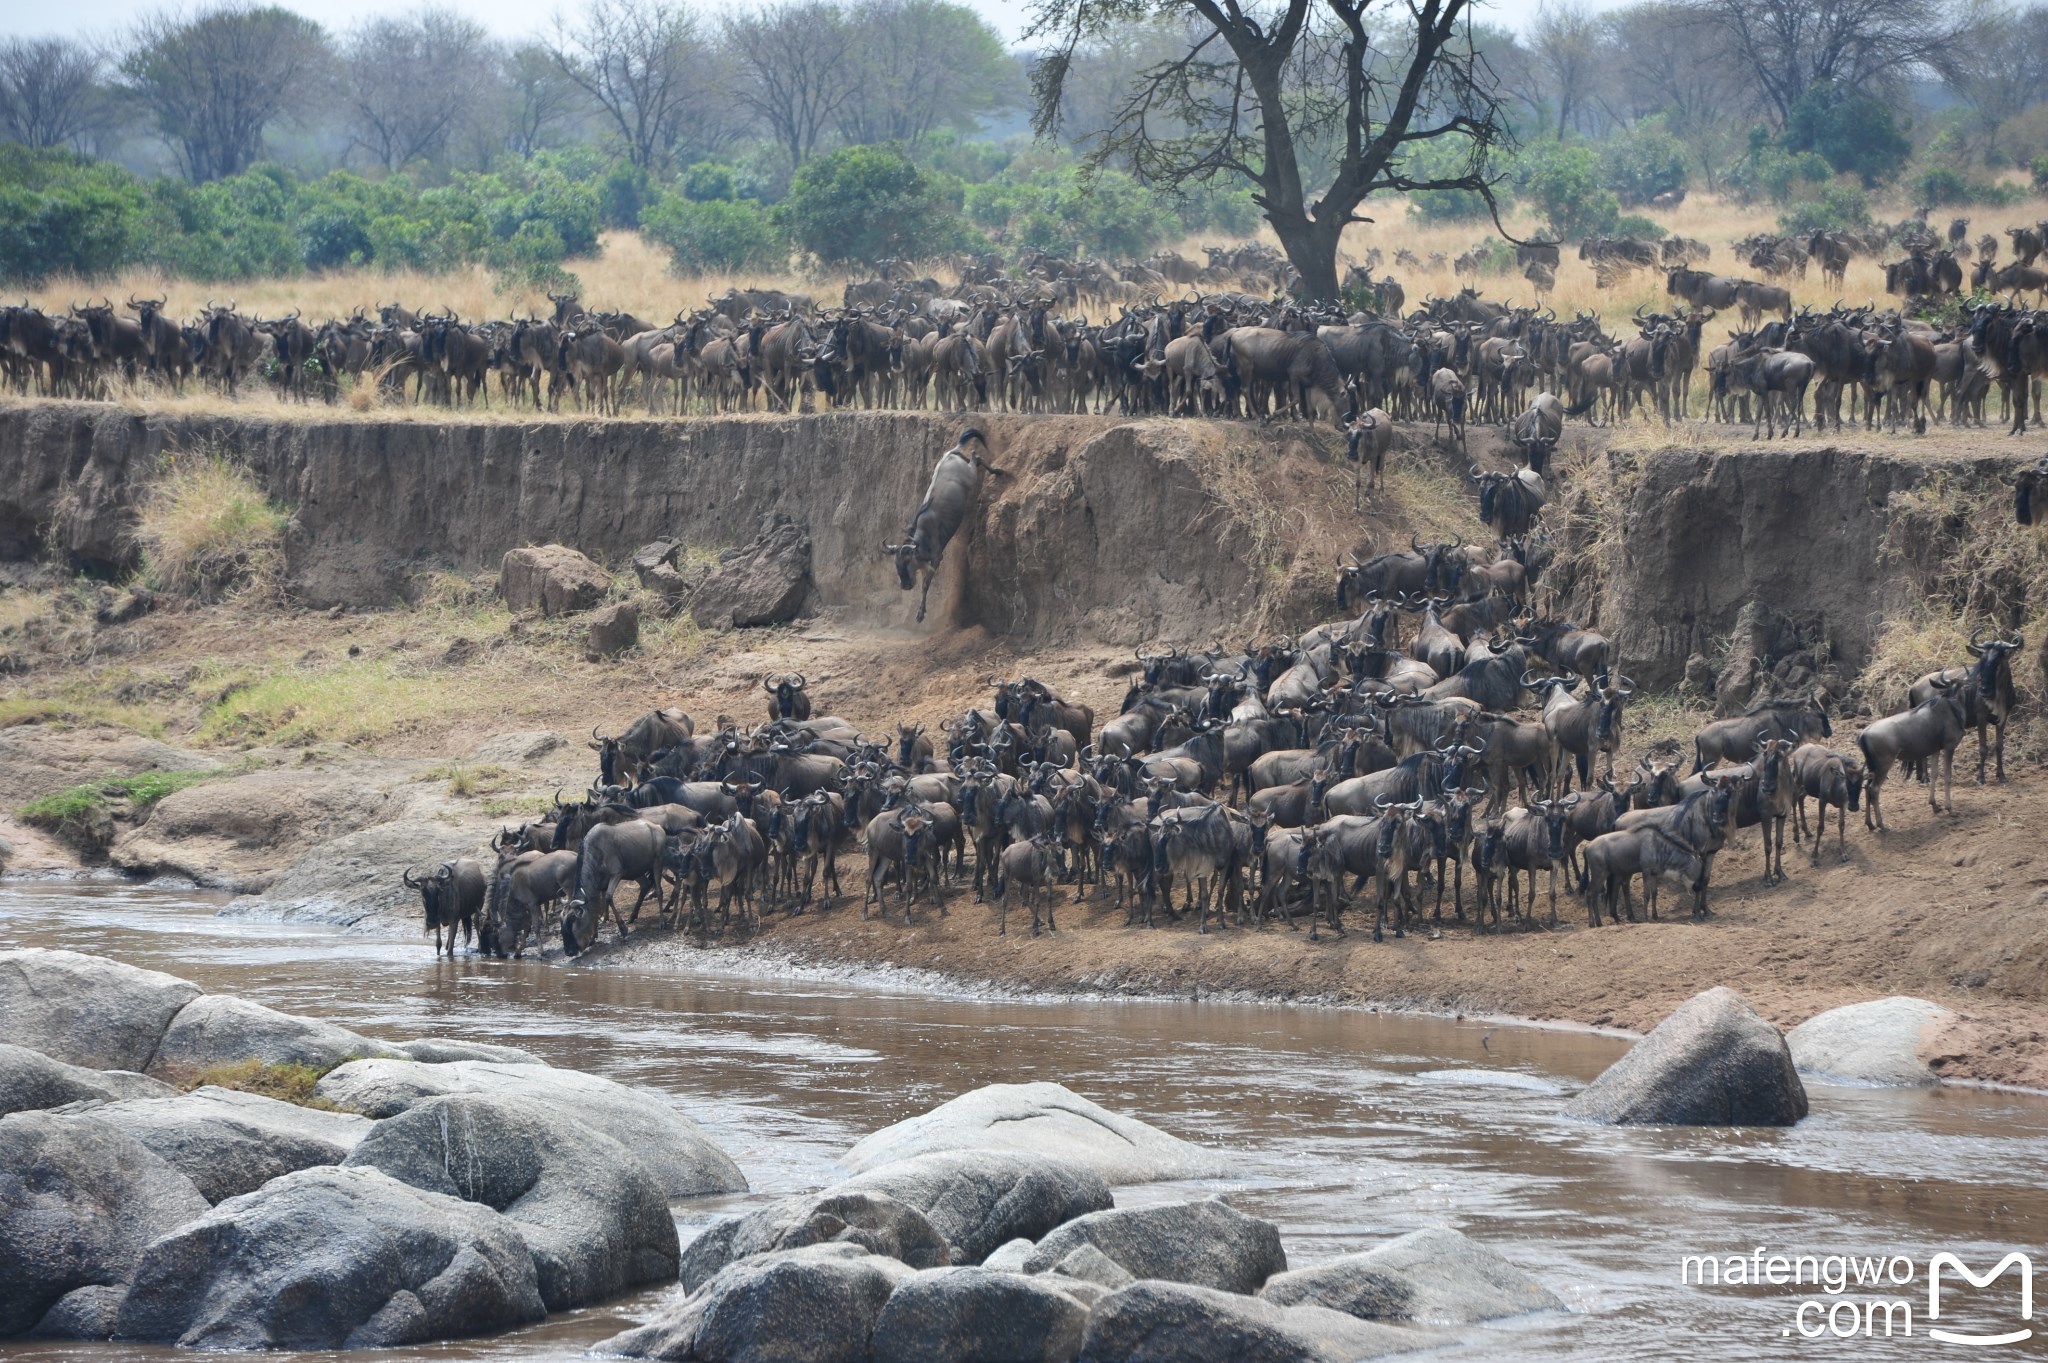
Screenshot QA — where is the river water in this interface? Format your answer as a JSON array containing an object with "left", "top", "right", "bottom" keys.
[{"left": 4, "top": 878, "right": 2045, "bottom": 1361}]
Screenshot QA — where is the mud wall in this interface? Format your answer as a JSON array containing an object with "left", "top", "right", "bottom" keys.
[
  {"left": 1590, "top": 446, "right": 2026, "bottom": 688},
  {"left": 0, "top": 404, "right": 1341, "bottom": 643}
]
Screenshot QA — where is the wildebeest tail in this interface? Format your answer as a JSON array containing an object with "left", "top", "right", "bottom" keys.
[{"left": 1563, "top": 391, "right": 1598, "bottom": 417}]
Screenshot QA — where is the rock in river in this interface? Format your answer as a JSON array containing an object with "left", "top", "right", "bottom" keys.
[
  {"left": 678, "top": 1189, "right": 952, "bottom": 1292},
  {"left": 870, "top": 1265, "right": 1092, "bottom": 1363},
  {"left": 599, "top": 1243, "right": 914, "bottom": 1363},
  {"left": 842, "top": 1081, "right": 1228, "bottom": 1185},
  {"left": 78, "top": 1086, "right": 371, "bottom": 1203},
  {"left": 1258, "top": 1227, "right": 1563, "bottom": 1325},
  {"left": 0, "top": 1042, "right": 174, "bottom": 1117},
  {"left": 148, "top": 994, "right": 404, "bottom": 1074},
  {"left": 1077, "top": 1281, "right": 1434, "bottom": 1363},
  {"left": 1020, "top": 1199, "right": 1286, "bottom": 1295},
  {"left": 0, "top": 1110, "right": 209, "bottom": 1338},
  {"left": 0, "top": 947, "right": 201, "bottom": 1072},
  {"left": 345, "top": 1092, "right": 680, "bottom": 1311},
  {"left": 115, "top": 1165, "right": 546, "bottom": 1350},
  {"left": 835, "top": 1150, "right": 1114, "bottom": 1266},
  {"left": 1786, "top": 996, "right": 1955, "bottom": 1087},
  {"left": 314, "top": 1058, "right": 747, "bottom": 1198},
  {"left": 1560, "top": 986, "right": 1808, "bottom": 1127}
]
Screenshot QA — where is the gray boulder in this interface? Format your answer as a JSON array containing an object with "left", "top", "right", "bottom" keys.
[
  {"left": 691, "top": 514, "right": 813, "bottom": 630},
  {"left": 844, "top": 1082, "right": 1228, "bottom": 1186},
  {"left": 588, "top": 601, "right": 640, "bottom": 659},
  {"left": 82, "top": 1086, "right": 371, "bottom": 1203},
  {"left": 1077, "top": 1281, "right": 1434, "bottom": 1363},
  {"left": 148, "top": 994, "right": 403, "bottom": 1074},
  {"left": 313, "top": 1058, "right": 746, "bottom": 1198},
  {"left": 28, "top": 1284, "right": 127, "bottom": 1340},
  {"left": 1259, "top": 1228, "right": 1563, "bottom": 1325},
  {"left": 1051, "top": 1244, "right": 1134, "bottom": 1291},
  {"left": 837, "top": 1150, "right": 1113, "bottom": 1265},
  {"left": 0, "top": 948, "right": 201, "bottom": 1071},
  {"left": 501, "top": 544, "right": 610, "bottom": 617},
  {"left": 344, "top": 1092, "right": 679, "bottom": 1310},
  {"left": 1787, "top": 997, "right": 1955, "bottom": 1087},
  {"left": 1561, "top": 987, "right": 1808, "bottom": 1126},
  {"left": 0, "top": 1042, "right": 174, "bottom": 1117},
  {"left": 1022, "top": 1199, "right": 1285, "bottom": 1295},
  {"left": 872, "top": 1266, "right": 1091, "bottom": 1363},
  {"left": 0, "top": 1111, "right": 209, "bottom": 1337},
  {"left": 984, "top": 1239, "right": 1035, "bottom": 1272},
  {"left": 115, "top": 1165, "right": 546, "bottom": 1350},
  {"left": 679, "top": 1190, "right": 952, "bottom": 1292},
  {"left": 391, "top": 1038, "right": 544, "bottom": 1065},
  {"left": 598, "top": 1243, "right": 914, "bottom": 1362}
]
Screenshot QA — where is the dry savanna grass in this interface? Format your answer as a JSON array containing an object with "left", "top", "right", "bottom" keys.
[{"left": 133, "top": 452, "right": 287, "bottom": 601}]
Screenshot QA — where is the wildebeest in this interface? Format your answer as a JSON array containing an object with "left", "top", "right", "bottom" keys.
[
  {"left": 1788, "top": 742, "right": 1861, "bottom": 865},
  {"left": 1692, "top": 691, "right": 1832, "bottom": 771},
  {"left": 403, "top": 859, "right": 487, "bottom": 956},
  {"left": 1906, "top": 631, "right": 2021, "bottom": 784},
  {"left": 1859, "top": 677, "right": 1969, "bottom": 829},
  {"left": 885, "top": 428, "right": 1008, "bottom": 623},
  {"left": 764, "top": 673, "right": 811, "bottom": 722},
  {"left": 994, "top": 834, "right": 1064, "bottom": 936},
  {"left": 1474, "top": 466, "right": 1546, "bottom": 540},
  {"left": 563, "top": 818, "right": 667, "bottom": 953}
]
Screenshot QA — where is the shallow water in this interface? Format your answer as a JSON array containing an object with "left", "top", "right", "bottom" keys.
[{"left": 4, "top": 878, "right": 2045, "bottom": 1361}]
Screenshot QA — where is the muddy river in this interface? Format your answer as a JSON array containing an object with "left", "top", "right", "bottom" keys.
[{"left": 4, "top": 878, "right": 2045, "bottom": 1361}]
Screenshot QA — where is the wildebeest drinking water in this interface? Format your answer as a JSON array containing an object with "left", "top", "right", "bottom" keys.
[{"left": 885, "top": 427, "right": 1009, "bottom": 623}]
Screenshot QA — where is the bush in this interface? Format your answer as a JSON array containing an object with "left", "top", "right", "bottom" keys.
[
  {"left": 0, "top": 145, "right": 156, "bottom": 283},
  {"left": 776, "top": 145, "right": 973, "bottom": 265},
  {"left": 1515, "top": 143, "right": 1620, "bottom": 239},
  {"left": 1909, "top": 164, "right": 2022, "bottom": 209},
  {"left": 965, "top": 162, "right": 1178, "bottom": 259},
  {"left": 1601, "top": 119, "right": 1687, "bottom": 206},
  {"left": 1399, "top": 136, "right": 1502, "bottom": 223},
  {"left": 642, "top": 193, "right": 787, "bottom": 274},
  {"left": 21, "top": 769, "right": 215, "bottom": 832},
  {"left": 135, "top": 453, "right": 287, "bottom": 602},
  {"left": 1783, "top": 81, "right": 1911, "bottom": 185},
  {"left": 1776, "top": 182, "right": 1872, "bottom": 235}
]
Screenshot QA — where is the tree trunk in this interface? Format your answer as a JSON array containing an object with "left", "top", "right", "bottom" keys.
[{"left": 1270, "top": 212, "right": 1345, "bottom": 302}]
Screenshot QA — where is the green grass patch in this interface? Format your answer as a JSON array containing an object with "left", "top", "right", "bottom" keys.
[
  {"left": 168, "top": 1058, "right": 347, "bottom": 1109},
  {"left": 20, "top": 768, "right": 218, "bottom": 830},
  {"left": 420, "top": 762, "right": 515, "bottom": 798},
  {"left": 195, "top": 661, "right": 462, "bottom": 748},
  {"left": 0, "top": 694, "right": 166, "bottom": 735}
]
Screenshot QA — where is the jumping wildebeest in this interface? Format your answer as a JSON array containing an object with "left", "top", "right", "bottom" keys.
[{"left": 885, "top": 428, "right": 1008, "bottom": 623}]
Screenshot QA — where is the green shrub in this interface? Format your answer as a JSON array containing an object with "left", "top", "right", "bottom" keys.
[
  {"left": 22, "top": 768, "right": 216, "bottom": 831},
  {"left": 1601, "top": 119, "right": 1687, "bottom": 206},
  {"left": 0, "top": 146, "right": 156, "bottom": 283},
  {"left": 1783, "top": 81, "right": 1911, "bottom": 185},
  {"left": 642, "top": 193, "right": 787, "bottom": 273},
  {"left": 1515, "top": 143, "right": 1620, "bottom": 239},
  {"left": 1776, "top": 183, "right": 1872, "bottom": 235},
  {"left": 776, "top": 145, "right": 974, "bottom": 265},
  {"left": 1611, "top": 214, "right": 1667, "bottom": 240}
]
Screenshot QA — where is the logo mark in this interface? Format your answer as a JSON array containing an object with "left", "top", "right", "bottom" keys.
[{"left": 1928, "top": 1252, "right": 2033, "bottom": 1347}]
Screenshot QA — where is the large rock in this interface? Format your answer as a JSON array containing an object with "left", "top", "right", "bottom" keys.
[
  {"left": 1561, "top": 987, "right": 1808, "bottom": 1126},
  {"left": 0, "top": 1042, "right": 174, "bottom": 1117},
  {"left": 344, "top": 1092, "right": 679, "bottom": 1311},
  {"left": 1076, "top": 1281, "right": 1434, "bottom": 1363},
  {"left": 1787, "top": 997, "right": 1955, "bottom": 1087},
  {"left": 82, "top": 1086, "right": 372, "bottom": 1203},
  {"left": 871, "top": 1266, "right": 1091, "bottom": 1363},
  {"left": 313, "top": 1058, "right": 746, "bottom": 1198},
  {"left": 0, "top": 1111, "right": 210, "bottom": 1337},
  {"left": 843, "top": 1082, "right": 1228, "bottom": 1186},
  {"left": 115, "top": 1166, "right": 546, "bottom": 1350},
  {"left": 0, "top": 948, "right": 201, "bottom": 1071},
  {"left": 597, "top": 1243, "right": 914, "bottom": 1363},
  {"left": 391, "top": 1038, "right": 544, "bottom": 1065},
  {"left": 1258, "top": 1228, "right": 1563, "bottom": 1325},
  {"left": 691, "top": 514, "right": 813, "bottom": 630},
  {"left": 149, "top": 994, "right": 403, "bottom": 1075},
  {"left": 1021, "top": 1199, "right": 1285, "bottom": 1295},
  {"left": 836, "top": 1150, "right": 1114, "bottom": 1266},
  {"left": 226, "top": 818, "right": 493, "bottom": 927},
  {"left": 679, "top": 1190, "right": 952, "bottom": 1292},
  {"left": 588, "top": 601, "right": 640, "bottom": 659},
  {"left": 500, "top": 544, "right": 610, "bottom": 617},
  {"left": 0, "top": 726, "right": 215, "bottom": 806}
]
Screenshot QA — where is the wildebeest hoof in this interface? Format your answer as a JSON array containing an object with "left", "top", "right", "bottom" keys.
[{"left": 1371, "top": 928, "right": 1384, "bottom": 942}]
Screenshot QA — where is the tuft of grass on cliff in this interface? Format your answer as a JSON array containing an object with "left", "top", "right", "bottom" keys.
[
  {"left": 165, "top": 1057, "right": 348, "bottom": 1109},
  {"left": 136, "top": 453, "right": 288, "bottom": 602}
]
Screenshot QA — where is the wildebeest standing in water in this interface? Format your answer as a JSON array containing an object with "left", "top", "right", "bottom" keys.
[
  {"left": 885, "top": 427, "right": 1008, "bottom": 623},
  {"left": 404, "top": 859, "right": 487, "bottom": 956}
]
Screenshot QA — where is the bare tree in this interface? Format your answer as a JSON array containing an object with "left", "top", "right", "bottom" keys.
[
  {"left": 121, "top": 5, "right": 329, "bottom": 182},
  {"left": 341, "top": 10, "right": 494, "bottom": 171},
  {"left": 723, "top": 2, "right": 855, "bottom": 169},
  {"left": 1527, "top": 2, "right": 1605, "bottom": 140},
  {"left": 1693, "top": 0, "right": 1962, "bottom": 124},
  {"left": 1030, "top": 0, "right": 1513, "bottom": 300},
  {"left": 0, "top": 37, "right": 109, "bottom": 150},
  {"left": 837, "top": 0, "right": 1019, "bottom": 147},
  {"left": 1604, "top": 2, "right": 1753, "bottom": 187},
  {"left": 548, "top": 0, "right": 722, "bottom": 170},
  {"left": 506, "top": 43, "right": 582, "bottom": 159},
  {"left": 1946, "top": 0, "right": 2048, "bottom": 147}
]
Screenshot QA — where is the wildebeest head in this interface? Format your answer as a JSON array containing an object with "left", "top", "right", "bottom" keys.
[
  {"left": 883, "top": 538, "right": 919, "bottom": 590},
  {"left": 764, "top": 672, "right": 808, "bottom": 720},
  {"left": 1966, "top": 629, "right": 2022, "bottom": 701},
  {"left": 402, "top": 865, "right": 446, "bottom": 931}
]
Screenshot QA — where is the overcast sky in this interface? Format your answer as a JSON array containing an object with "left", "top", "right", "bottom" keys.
[{"left": 1, "top": 0, "right": 1594, "bottom": 45}]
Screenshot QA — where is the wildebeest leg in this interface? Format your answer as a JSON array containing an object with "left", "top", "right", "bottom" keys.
[
  {"left": 1547, "top": 863, "right": 1558, "bottom": 927},
  {"left": 1940, "top": 745, "right": 1955, "bottom": 814},
  {"left": 916, "top": 565, "right": 937, "bottom": 624}
]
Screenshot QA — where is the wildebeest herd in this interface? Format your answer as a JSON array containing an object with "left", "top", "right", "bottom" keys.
[
  {"left": 14, "top": 214, "right": 2048, "bottom": 441},
  {"left": 404, "top": 427, "right": 2024, "bottom": 962}
]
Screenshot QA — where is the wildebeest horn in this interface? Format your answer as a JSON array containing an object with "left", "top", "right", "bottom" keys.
[
  {"left": 1410, "top": 533, "right": 1424, "bottom": 552},
  {"left": 764, "top": 674, "right": 780, "bottom": 690},
  {"left": 791, "top": 673, "right": 806, "bottom": 688},
  {"left": 592, "top": 725, "right": 604, "bottom": 741},
  {"left": 401, "top": 866, "right": 421, "bottom": 888}
]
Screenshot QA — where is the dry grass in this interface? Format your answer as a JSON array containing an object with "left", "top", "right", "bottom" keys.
[
  {"left": 134, "top": 453, "right": 288, "bottom": 601},
  {"left": 0, "top": 692, "right": 167, "bottom": 735}
]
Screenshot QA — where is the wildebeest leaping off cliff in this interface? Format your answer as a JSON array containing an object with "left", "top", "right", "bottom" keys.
[{"left": 885, "top": 427, "right": 1009, "bottom": 623}]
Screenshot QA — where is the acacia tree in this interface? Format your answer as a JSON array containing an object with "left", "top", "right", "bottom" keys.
[
  {"left": 122, "top": 5, "right": 329, "bottom": 182},
  {"left": 1029, "top": 0, "right": 1511, "bottom": 300}
]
